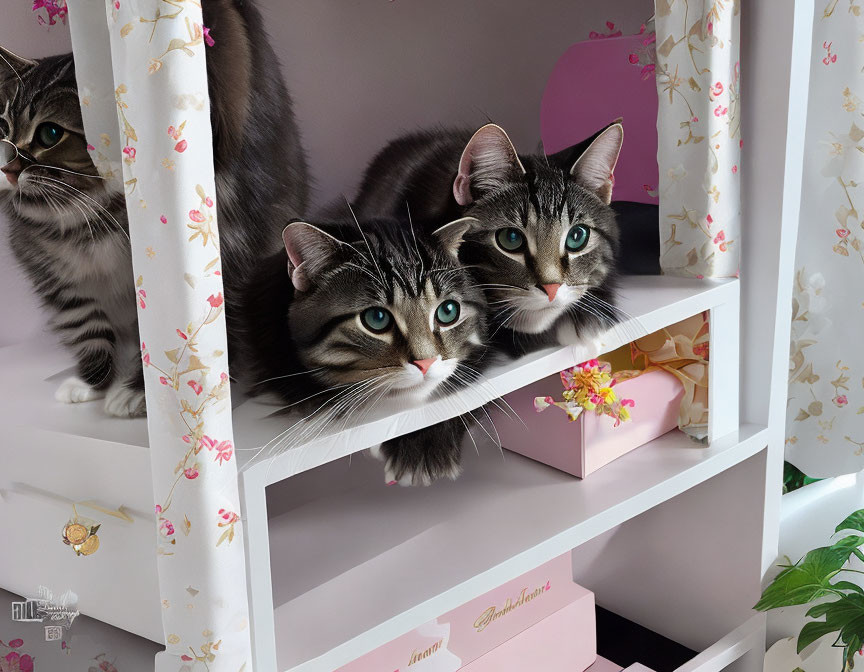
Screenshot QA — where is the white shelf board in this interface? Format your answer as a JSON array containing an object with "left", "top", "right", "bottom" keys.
[
  {"left": 0, "top": 276, "right": 736, "bottom": 480},
  {"left": 237, "top": 275, "right": 738, "bottom": 485},
  {"left": 268, "top": 423, "right": 767, "bottom": 672},
  {"left": 0, "top": 338, "right": 150, "bottom": 450}
]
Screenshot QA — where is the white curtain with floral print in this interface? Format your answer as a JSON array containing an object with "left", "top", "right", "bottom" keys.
[
  {"left": 654, "top": 0, "right": 741, "bottom": 279},
  {"left": 785, "top": 2, "right": 864, "bottom": 478},
  {"left": 66, "top": 0, "right": 252, "bottom": 669}
]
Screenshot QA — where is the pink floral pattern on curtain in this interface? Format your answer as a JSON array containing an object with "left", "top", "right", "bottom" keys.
[
  {"left": 66, "top": 0, "right": 252, "bottom": 669},
  {"left": 654, "top": 0, "right": 741, "bottom": 278},
  {"left": 785, "top": 1, "right": 864, "bottom": 478}
]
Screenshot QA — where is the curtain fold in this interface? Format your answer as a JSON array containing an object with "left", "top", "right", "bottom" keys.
[
  {"left": 654, "top": 0, "right": 741, "bottom": 279},
  {"left": 785, "top": 2, "right": 864, "bottom": 478},
  {"left": 66, "top": 1, "right": 252, "bottom": 669}
]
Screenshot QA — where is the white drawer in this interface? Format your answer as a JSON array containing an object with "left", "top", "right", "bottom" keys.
[{"left": 0, "top": 339, "right": 161, "bottom": 643}]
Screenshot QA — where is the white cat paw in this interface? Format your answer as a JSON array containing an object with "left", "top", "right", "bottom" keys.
[
  {"left": 383, "top": 461, "right": 461, "bottom": 487},
  {"left": 104, "top": 386, "right": 146, "bottom": 418},
  {"left": 55, "top": 377, "right": 106, "bottom": 404},
  {"left": 384, "top": 463, "right": 431, "bottom": 487}
]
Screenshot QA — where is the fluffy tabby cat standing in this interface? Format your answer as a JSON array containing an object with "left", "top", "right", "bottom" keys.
[
  {"left": 351, "top": 123, "right": 624, "bottom": 355},
  {"left": 236, "top": 216, "right": 489, "bottom": 485},
  {"left": 0, "top": 0, "right": 308, "bottom": 416}
]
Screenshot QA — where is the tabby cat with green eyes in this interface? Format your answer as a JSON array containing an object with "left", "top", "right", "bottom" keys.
[
  {"left": 0, "top": 0, "right": 308, "bottom": 416},
  {"left": 236, "top": 216, "right": 489, "bottom": 486},
  {"left": 352, "top": 122, "right": 624, "bottom": 356}
]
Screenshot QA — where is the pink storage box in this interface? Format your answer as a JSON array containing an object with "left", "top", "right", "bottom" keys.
[
  {"left": 337, "top": 553, "right": 595, "bottom": 671},
  {"left": 460, "top": 597, "right": 597, "bottom": 671},
  {"left": 587, "top": 657, "right": 624, "bottom": 672},
  {"left": 496, "top": 369, "right": 684, "bottom": 478}
]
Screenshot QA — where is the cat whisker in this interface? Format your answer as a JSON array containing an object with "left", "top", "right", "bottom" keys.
[
  {"left": 26, "top": 162, "right": 108, "bottom": 181},
  {"left": 257, "top": 379, "right": 381, "bottom": 480},
  {"left": 266, "top": 375, "right": 388, "bottom": 455},
  {"left": 28, "top": 177, "right": 99, "bottom": 241},
  {"left": 584, "top": 291, "right": 647, "bottom": 334},
  {"left": 405, "top": 201, "right": 425, "bottom": 277},
  {"left": 248, "top": 378, "right": 379, "bottom": 473},
  {"left": 264, "top": 380, "right": 355, "bottom": 416},
  {"left": 455, "top": 363, "right": 524, "bottom": 427},
  {"left": 344, "top": 199, "right": 388, "bottom": 287},
  {"left": 30, "top": 174, "right": 130, "bottom": 243},
  {"left": 581, "top": 292, "right": 645, "bottom": 343},
  {"left": 437, "top": 381, "right": 480, "bottom": 457},
  {"left": 250, "top": 367, "right": 326, "bottom": 387},
  {"left": 0, "top": 53, "right": 26, "bottom": 88}
]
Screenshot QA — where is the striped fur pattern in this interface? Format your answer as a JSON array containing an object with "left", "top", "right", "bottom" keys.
[
  {"left": 236, "top": 217, "right": 489, "bottom": 485},
  {"left": 0, "top": 0, "right": 308, "bottom": 416},
  {"left": 351, "top": 123, "right": 624, "bottom": 356}
]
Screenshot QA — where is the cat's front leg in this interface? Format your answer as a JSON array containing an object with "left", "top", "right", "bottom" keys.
[
  {"left": 374, "top": 417, "right": 468, "bottom": 486},
  {"left": 53, "top": 301, "right": 116, "bottom": 405},
  {"left": 103, "top": 339, "right": 146, "bottom": 418}
]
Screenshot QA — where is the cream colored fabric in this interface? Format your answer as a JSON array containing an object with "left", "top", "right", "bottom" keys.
[
  {"left": 654, "top": 0, "right": 741, "bottom": 278},
  {"left": 785, "top": 3, "right": 864, "bottom": 478},
  {"left": 66, "top": 1, "right": 252, "bottom": 669},
  {"left": 632, "top": 313, "right": 710, "bottom": 441}
]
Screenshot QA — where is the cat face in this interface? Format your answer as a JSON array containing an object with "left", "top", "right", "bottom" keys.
[
  {"left": 283, "top": 218, "right": 487, "bottom": 403},
  {"left": 446, "top": 123, "right": 623, "bottom": 335},
  {"left": 0, "top": 48, "right": 110, "bottom": 229}
]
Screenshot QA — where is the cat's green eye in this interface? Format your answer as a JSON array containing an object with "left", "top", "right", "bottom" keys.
[
  {"left": 496, "top": 227, "right": 525, "bottom": 252},
  {"left": 35, "top": 122, "right": 64, "bottom": 149},
  {"left": 565, "top": 224, "right": 590, "bottom": 252},
  {"left": 361, "top": 307, "right": 393, "bottom": 334},
  {"left": 435, "top": 300, "right": 461, "bottom": 326}
]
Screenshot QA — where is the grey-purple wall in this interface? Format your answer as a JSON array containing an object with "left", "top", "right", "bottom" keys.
[
  {"left": 0, "top": 5, "right": 71, "bottom": 345},
  {"left": 0, "top": 0, "right": 650, "bottom": 345}
]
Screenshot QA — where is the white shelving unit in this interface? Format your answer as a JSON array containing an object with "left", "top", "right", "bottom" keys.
[
  {"left": 236, "top": 274, "right": 743, "bottom": 671},
  {"left": 0, "top": 0, "right": 815, "bottom": 670}
]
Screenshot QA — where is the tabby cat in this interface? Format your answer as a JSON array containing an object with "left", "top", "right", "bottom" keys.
[
  {"left": 236, "top": 216, "right": 489, "bottom": 485},
  {"left": 0, "top": 0, "right": 308, "bottom": 416},
  {"left": 351, "top": 122, "right": 624, "bottom": 356}
]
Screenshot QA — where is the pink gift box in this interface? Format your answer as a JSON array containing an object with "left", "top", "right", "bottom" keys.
[
  {"left": 496, "top": 369, "right": 684, "bottom": 478},
  {"left": 587, "top": 657, "right": 625, "bottom": 672},
  {"left": 338, "top": 553, "right": 595, "bottom": 671},
  {"left": 460, "top": 597, "right": 597, "bottom": 671}
]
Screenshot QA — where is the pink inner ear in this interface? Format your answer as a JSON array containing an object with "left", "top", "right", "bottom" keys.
[
  {"left": 571, "top": 125, "right": 623, "bottom": 197},
  {"left": 283, "top": 226, "right": 312, "bottom": 291},
  {"left": 289, "top": 262, "right": 310, "bottom": 292},
  {"left": 453, "top": 173, "right": 472, "bottom": 206}
]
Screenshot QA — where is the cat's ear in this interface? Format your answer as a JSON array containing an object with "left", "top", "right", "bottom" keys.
[
  {"left": 0, "top": 47, "right": 37, "bottom": 83},
  {"left": 454, "top": 124, "right": 525, "bottom": 206},
  {"left": 569, "top": 122, "right": 623, "bottom": 205},
  {"left": 432, "top": 217, "right": 479, "bottom": 260},
  {"left": 547, "top": 118, "right": 623, "bottom": 172},
  {"left": 282, "top": 221, "right": 345, "bottom": 292}
]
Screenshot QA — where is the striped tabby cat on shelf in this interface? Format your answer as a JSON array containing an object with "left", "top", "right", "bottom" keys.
[
  {"left": 350, "top": 122, "right": 625, "bottom": 356},
  {"left": 0, "top": 0, "right": 308, "bottom": 416},
  {"left": 235, "top": 215, "right": 490, "bottom": 486}
]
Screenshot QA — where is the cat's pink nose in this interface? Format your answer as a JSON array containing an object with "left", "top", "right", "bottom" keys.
[
  {"left": 412, "top": 358, "right": 436, "bottom": 375},
  {"left": 541, "top": 283, "right": 561, "bottom": 302},
  {"left": 1, "top": 167, "right": 18, "bottom": 186}
]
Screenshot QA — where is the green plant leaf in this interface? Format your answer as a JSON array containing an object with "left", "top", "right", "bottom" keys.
[
  {"left": 834, "top": 581, "right": 864, "bottom": 596},
  {"left": 827, "top": 536, "right": 864, "bottom": 570},
  {"left": 837, "top": 510, "right": 864, "bottom": 534},
  {"left": 798, "top": 619, "right": 841, "bottom": 652},
  {"left": 831, "top": 535, "right": 864, "bottom": 553},
  {"left": 839, "top": 609, "right": 864, "bottom": 646},
  {"left": 807, "top": 598, "right": 844, "bottom": 619},
  {"left": 845, "top": 633, "right": 862, "bottom": 669},
  {"left": 756, "top": 547, "right": 851, "bottom": 610}
]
